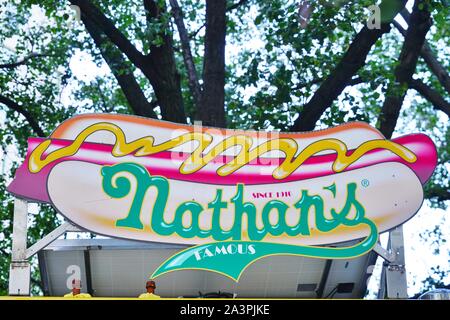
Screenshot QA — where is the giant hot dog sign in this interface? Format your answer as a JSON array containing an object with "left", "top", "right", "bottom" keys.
[{"left": 8, "top": 114, "right": 437, "bottom": 280}]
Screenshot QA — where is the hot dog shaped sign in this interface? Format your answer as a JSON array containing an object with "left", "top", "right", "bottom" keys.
[{"left": 8, "top": 113, "right": 437, "bottom": 280}]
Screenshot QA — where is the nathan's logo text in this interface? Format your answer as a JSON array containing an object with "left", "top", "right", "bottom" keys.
[{"left": 101, "top": 162, "right": 370, "bottom": 242}]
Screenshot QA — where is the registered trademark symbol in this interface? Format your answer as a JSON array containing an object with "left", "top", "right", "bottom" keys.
[{"left": 361, "top": 179, "right": 370, "bottom": 187}]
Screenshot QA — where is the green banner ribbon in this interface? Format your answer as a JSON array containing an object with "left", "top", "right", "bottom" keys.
[{"left": 151, "top": 218, "right": 378, "bottom": 281}]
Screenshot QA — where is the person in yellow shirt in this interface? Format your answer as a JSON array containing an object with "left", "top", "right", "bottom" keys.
[
  {"left": 63, "top": 279, "right": 92, "bottom": 298},
  {"left": 138, "top": 280, "right": 161, "bottom": 299}
]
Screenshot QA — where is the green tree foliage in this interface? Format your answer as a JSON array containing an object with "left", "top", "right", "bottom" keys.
[{"left": 0, "top": 0, "right": 449, "bottom": 295}]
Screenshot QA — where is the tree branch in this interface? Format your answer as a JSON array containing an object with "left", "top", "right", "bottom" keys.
[
  {"left": 291, "top": 76, "right": 365, "bottom": 90},
  {"left": 425, "top": 189, "right": 450, "bottom": 202},
  {"left": 393, "top": 18, "right": 450, "bottom": 95},
  {"left": 410, "top": 79, "right": 450, "bottom": 117},
  {"left": 291, "top": 20, "right": 398, "bottom": 131},
  {"left": 0, "top": 247, "right": 9, "bottom": 257},
  {"left": 169, "top": 0, "right": 202, "bottom": 110},
  {"left": 0, "top": 95, "right": 45, "bottom": 137},
  {"left": 227, "top": 0, "right": 249, "bottom": 12},
  {"left": 400, "top": 8, "right": 411, "bottom": 24},
  {"left": 189, "top": 0, "right": 248, "bottom": 39},
  {"left": 69, "top": 0, "right": 145, "bottom": 69},
  {"left": 197, "top": 0, "right": 227, "bottom": 127},
  {"left": 82, "top": 16, "right": 157, "bottom": 118},
  {"left": 0, "top": 53, "right": 47, "bottom": 69},
  {"left": 142, "top": 0, "right": 186, "bottom": 123},
  {"left": 378, "top": 0, "right": 432, "bottom": 138},
  {"left": 298, "top": 1, "right": 314, "bottom": 29}
]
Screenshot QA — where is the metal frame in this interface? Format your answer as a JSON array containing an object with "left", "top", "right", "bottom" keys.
[
  {"left": 374, "top": 226, "right": 408, "bottom": 299},
  {"left": 25, "top": 222, "right": 81, "bottom": 259},
  {"left": 37, "top": 250, "right": 50, "bottom": 296},
  {"left": 8, "top": 198, "right": 83, "bottom": 296},
  {"left": 9, "top": 198, "right": 30, "bottom": 296},
  {"left": 316, "top": 259, "right": 332, "bottom": 298},
  {"left": 83, "top": 249, "right": 94, "bottom": 296}
]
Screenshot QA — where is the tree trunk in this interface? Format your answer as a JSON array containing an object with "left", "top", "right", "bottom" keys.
[
  {"left": 169, "top": 0, "right": 202, "bottom": 112},
  {"left": 197, "top": 0, "right": 227, "bottom": 128}
]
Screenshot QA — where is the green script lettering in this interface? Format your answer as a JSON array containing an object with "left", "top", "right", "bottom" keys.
[{"left": 101, "top": 163, "right": 369, "bottom": 241}]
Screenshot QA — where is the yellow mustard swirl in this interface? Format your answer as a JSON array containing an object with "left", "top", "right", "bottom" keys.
[{"left": 28, "top": 122, "right": 417, "bottom": 179}]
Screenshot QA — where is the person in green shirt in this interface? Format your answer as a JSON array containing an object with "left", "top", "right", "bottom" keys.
[
  {"left": 138, "top": 280, "right": 161, "bottom": 299},
  {"left": 63, "top": 279, "right": 92, "bottom": 298}
]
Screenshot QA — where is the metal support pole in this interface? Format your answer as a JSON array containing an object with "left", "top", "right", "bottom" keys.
[
  {"left": 377, "top": 226, "right": 408, "bottom": 299},
  {"left": 373, "top": 243, "right": 395, "bottom": 263},
  {"left": 25, "top": 222, "right": 81, "bottom": 259},
  {"left": 385, "top": 226, "right": 408, "bottom": 298},
  {"left": 9, "top": 198, "right": 31, "bottom": 296}
]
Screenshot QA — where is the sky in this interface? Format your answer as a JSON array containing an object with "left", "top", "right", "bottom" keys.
[{"left": 1, "top": 0, "right": 449, "bottom": 298}]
